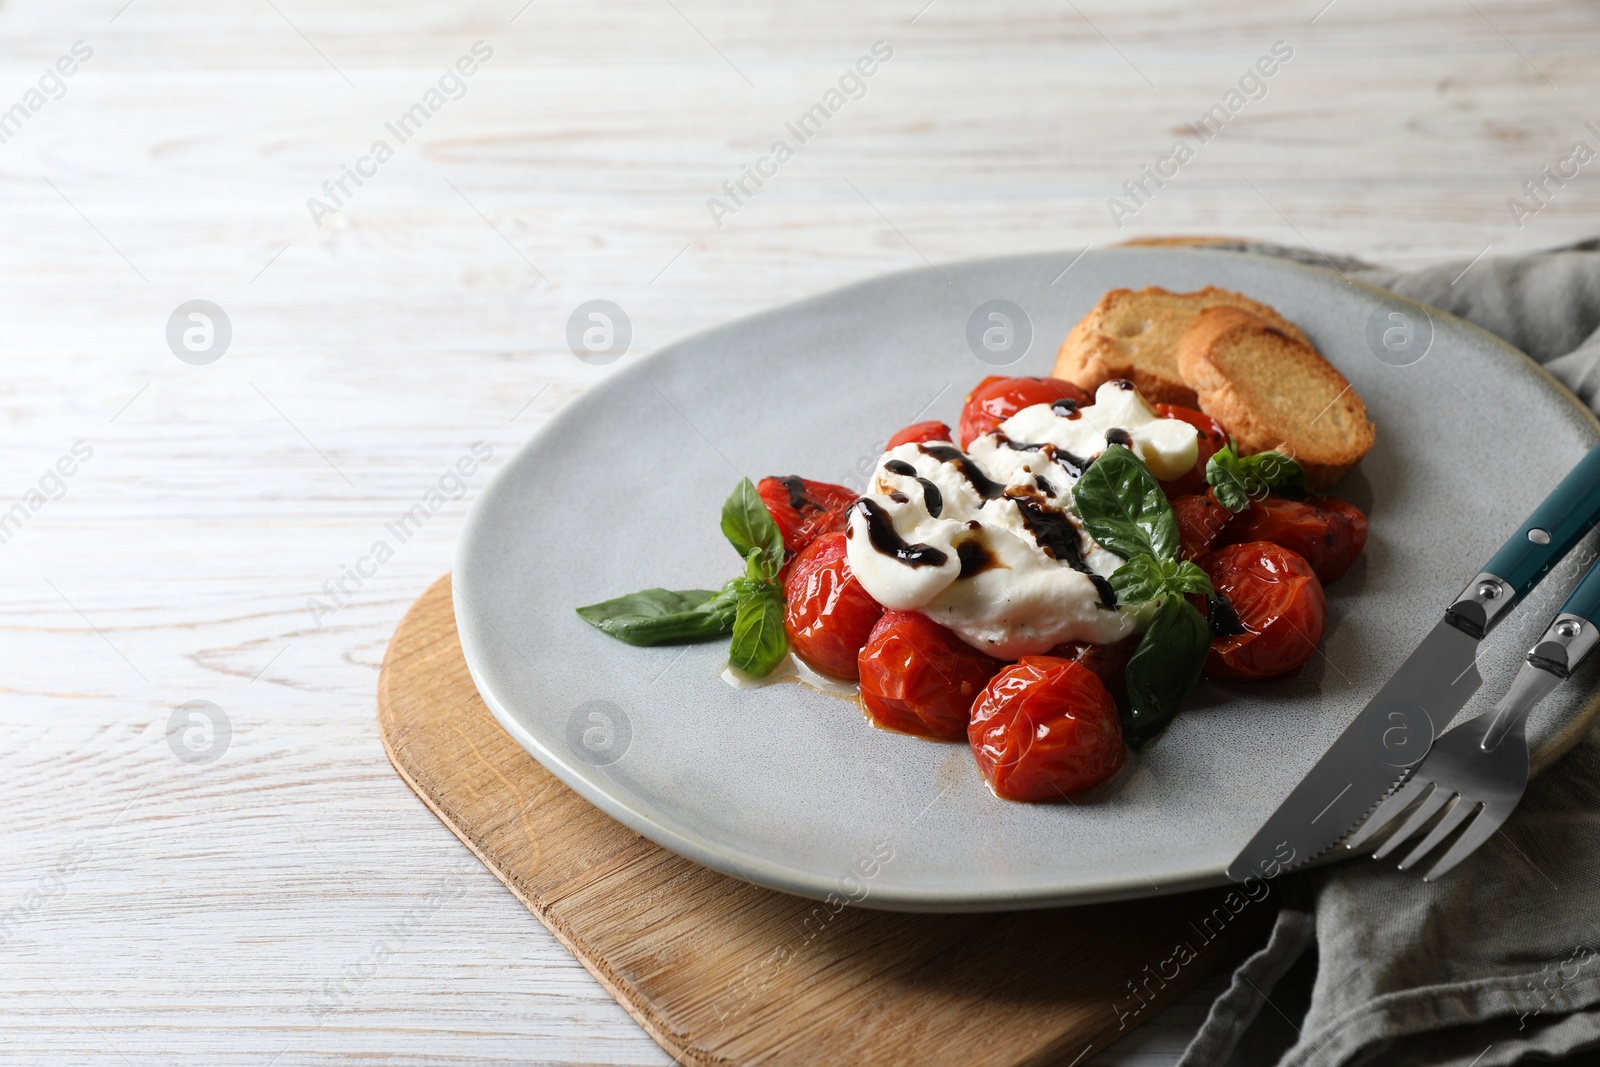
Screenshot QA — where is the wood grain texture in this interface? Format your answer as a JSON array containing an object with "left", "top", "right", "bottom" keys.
[
  {"left": 2, "top": 0, "right": 1597, "bottom": 1061},
  {"left": 379, "top": 575, "right": 1276, "bottom": 1067}
]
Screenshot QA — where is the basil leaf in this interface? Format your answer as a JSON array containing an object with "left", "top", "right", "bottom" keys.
[
  {"left": 1206, "top": 440, "right": 1308, "bottom": 512},
  {"left": 1169, "top": 560, "right": 1214, "bottom": 596},
  {"left": 1110, "top": 555, "right": 1217, "bottom": 606},
  {"left": 1122, "top": 595, "right": 1210, "bottom": 750},
  {"left": 721, "top": 477, "right": 787, "bottom": 580},
  {"left": 743, "top": 551, "right": 772, "bottom": 585},
  {"left": 1072, "top": 446, "right": 1179, "bottom": 562},
  {"left": 729, "top": 583, "right": 788, "bottom": 676},
  {"left": 1206, "top": 450, "right": 1251, "bottom": 512},
  {"left": 576, "top": 585, "right": 738, "bottom": 647},
  {"left": 1109, "top": 556, "right": 1168, "bottom": 606}
]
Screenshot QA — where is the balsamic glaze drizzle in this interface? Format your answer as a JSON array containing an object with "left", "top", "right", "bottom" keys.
[
  {"left": 1054, "top": 450, "right": 1091, "bottom": 478},
  {"left": 882, "top": 459, "right": 943, "bottom": 517},
  {"left": 1208, "top": 595, "right": 1247, "bottom": 637},
  {"left": 852, "top": 498, "right": 949, "bottom": 568},
  {"left": 956, "top": 540, "right": 998, "bottom": 578},
  {"left": 989, "top": 431, "right": 1049, "bottom": 453},
  {"left": 917, "top": 444, "right": 1006, "bottom": 500},
  {"left": 1051, "top": 398, "right": 1081, "bottom": 419},
  {"left": 1105, "top": 427, "right": 1133, "bottom": 448},
  {"left": 1014, "top": 499, "right": 1118, "bottom": 609},
  {"left": 777, "top": 475, "right": 812, "bottom": 511},
  {"left": 987, "top": 433, "right": 1091, "bottom": 479}
]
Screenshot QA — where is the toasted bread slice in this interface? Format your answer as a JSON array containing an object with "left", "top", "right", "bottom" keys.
[
  {"left": 1054, "top": 286, "right": 1311, "bottom": 407},
  {"left": 1175, "top": 306, "right": 1374, "bottom": 491}
]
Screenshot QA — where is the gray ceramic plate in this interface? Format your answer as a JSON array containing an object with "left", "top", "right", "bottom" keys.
[{"left": 454, "top": 248, "right": 1600, "bottom": 912}]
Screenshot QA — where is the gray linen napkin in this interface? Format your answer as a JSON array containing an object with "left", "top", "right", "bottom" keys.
[{"left": 1174, "top": 240, "right": 1600, "bottom": 1067}]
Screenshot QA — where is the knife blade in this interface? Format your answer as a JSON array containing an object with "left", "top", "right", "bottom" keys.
[
  {"left": 1227, "top": 615, "right": 1479, "bottom": 881},
  {"left": 1228, "top": 438, "right": 1600, "bottom": 883}
]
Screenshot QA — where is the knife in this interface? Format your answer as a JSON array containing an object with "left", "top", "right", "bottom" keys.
[{"left": 1227, "top": 439, "right": 1600, "bottom": 883}]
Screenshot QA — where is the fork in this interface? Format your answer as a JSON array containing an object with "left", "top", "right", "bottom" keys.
[{"left": 1345, "top": 551, "right": 1600, "bottom": 880}]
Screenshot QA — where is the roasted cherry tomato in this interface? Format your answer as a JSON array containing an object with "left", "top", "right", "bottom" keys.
[
  {"left": 757, "top": 476, "right": 858, "bottom": 557},
  {"left": 1200, "top": 542, "right": 1326, "bottom": 681},
  {"left": 885, "top": 420, "right": 953, "bottom": 449},
  {"left": 1217, "top": 494, "right": 1368, "bottom": 583},
  {"left": 1154, "top": 403, "right": 1230, "bottom": 497},
  {"left": 858, "top": 611, "right": 1004, "bottom": 739},
  {"left": 1171, "top": 491, "right": 1234, "bottom": 562},
  {"left": 957, "top": 376, "right": 1092, "bottom": 448},
  {"left": 1046, "top": 634, "right": 1139, "bottom": 708},
  {"left": 968, "top": 656, "right": 1126, "bottom": 801},
  {"left": 783, "top": 531, "right": 884, "bottom": 681},
  {"left": 1310, "top": 497, "right": 1368, "bottom": 581}
]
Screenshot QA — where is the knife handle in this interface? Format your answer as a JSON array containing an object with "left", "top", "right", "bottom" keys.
[{"left": 1483, "top": 440, "right": 1600, "bottom": 600}]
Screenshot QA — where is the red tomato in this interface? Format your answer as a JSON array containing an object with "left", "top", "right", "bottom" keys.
[
  {"left": 968, "top": 657, "right": 1126, "bottom": 802},
  {"left": 957, "top": 377, "right": 1092, "bottom": 448},
  {"left": 757, "top": 476, "right": 858, "bottom": 556},
  {"left": 858, "top": 611, "right": 1005, "bottom": 739},
  {"left": 1154, "top": 404, "right": 1230, "bottom": 497},
  {"left": 783, "top": 531, "right": 884, "bottom": 681},
  {"left": 885, "top": 420, "right": 952, "bottom": 449},
  {"left": 1200, "top": 542, "right": 1326, "bottom": 681},
  {"left": 1311, "top": 497, "right": 1368, "bottom": 581},
  {"left": 1218, "top": 494, "right": 1368, "bottom": 583},
  {"left": 1171, "top": 491, "right": 1234, "bottom": 562},
  {"left": 1046, "top": 634, "right": 1139, "bottom": 708}
]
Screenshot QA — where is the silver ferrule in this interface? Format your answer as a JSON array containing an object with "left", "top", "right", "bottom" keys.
[
  {"left": 1526, "top": 613, "right": 1600, "bottom": 680},
  {"left": 1445, "top": 572, "right": 1517, "bottom": 640},
  {"left": 1480, "top": 614, "right": 1600, "bottom": 752}
]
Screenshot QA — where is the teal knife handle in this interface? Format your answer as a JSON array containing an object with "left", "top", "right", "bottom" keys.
[
  {"left": 1485, "top": 440, "right": 1600, "bottom": 599},
  {"left": 1559, "top": 544, "right": 1600, "bottom": 627}
]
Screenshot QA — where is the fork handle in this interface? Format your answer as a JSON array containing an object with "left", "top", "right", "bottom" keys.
[
  {"left": 1531, "top": 555, "right": 1600, "bottom": 677},
  {"left": 1483, "top": 440, "right": 1600, "bottom": 600},
  {"left": 1480, "top": 561, "right": 1600, "bottom": 751},
  {"left": 1556, "top": 543, "right": 1600, "bottom": 629}
]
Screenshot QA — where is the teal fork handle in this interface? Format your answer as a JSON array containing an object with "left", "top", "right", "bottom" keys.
[
  {"left": 1484, "top": 440, "right": 1600, "bottom": 599},
  {"left": 1559, "top": 537, "right": 1600, "bottom": 627}
]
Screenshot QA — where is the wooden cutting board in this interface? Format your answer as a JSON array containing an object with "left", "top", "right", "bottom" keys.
[{"left": 377, "top": 575, "right": 1277, "bottom": 1066}]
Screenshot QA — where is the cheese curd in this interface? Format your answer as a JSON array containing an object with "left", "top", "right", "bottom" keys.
[{"left": 843, "top": 381, "right": 1199, "bottom": 658}]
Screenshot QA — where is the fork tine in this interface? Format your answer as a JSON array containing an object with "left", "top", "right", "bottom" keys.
[
  {"left": 1422, "top": 802, "right": 1514, "bottom": 881},
  {"left": 1396, "top": 794, "right": 1477, "bottom": 871},
  {"left": 1371, "top": 783, "right": 1449, "bottom": 860},
  {"left": 1346, "top": 777, "right": 1427, "bottom": 853}
]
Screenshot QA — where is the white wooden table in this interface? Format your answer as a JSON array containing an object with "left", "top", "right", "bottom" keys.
[{"left": 2, "top": 0, "right": 1595, "bottom": 1062}]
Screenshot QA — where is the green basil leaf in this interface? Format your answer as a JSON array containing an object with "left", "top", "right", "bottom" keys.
[
  {"left": 1109, "top": 556, "right": 1168, "bottom": 606},
  {"left": 1111, "top": 552, "right": 1216, "bottom": 608},
  {"left": 576, "top": 585, "right": 738, "bottom": 647},
  {"left": 1209, "top": 473, "right": 1248, "bottom": 515},
  {"left": 1122, "top": 595, "right": 1210, "bottom": 750},
  {"left": 721, "top": 477, "right": 786, "bottom": 579},
  {"left": 729, "top": 583, "right": 788, "bottom": 677},
  {"left": 743, "top": 551, "right": 772, "bottom": 585},
  {"left": 1205, "top": 440, "right": 1308, "bottom": 513},
  {"left": 1169, "top": 560, "right": 1214, "bottom": 596},
  {"left": 1072, "top": 445, "right": 1179, "bottom": 562},
  {"left": 1263, "top": 452, "right": 1309, "bottom": 495}
]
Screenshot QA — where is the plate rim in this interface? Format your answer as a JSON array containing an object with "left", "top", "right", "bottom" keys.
[{"left": 453, "top": 247, "right": 1600, "bottom": 912}]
